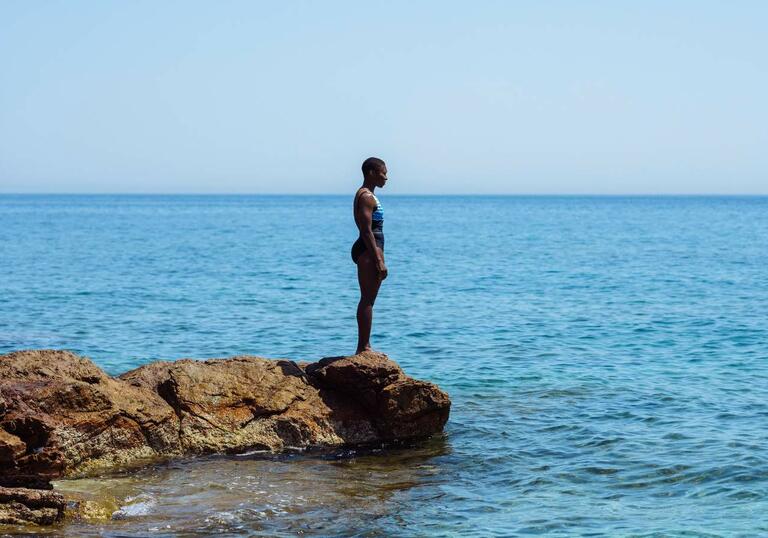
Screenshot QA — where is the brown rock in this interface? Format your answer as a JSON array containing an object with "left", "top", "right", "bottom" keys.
[
  {"left": 305, "top": 351, "right": 451, "bottom": 438},
  {"left": 0, "top": 428, "right": 25, "bottom": 463},
  {"left": 0, "top": 349, "right": 450, "bottom": 497},
  {"left": 305, "top": 351, "right": 405, "bottom": 408},
  {"left": 376, "top": 379, "right": 452, "bottom": 438},
  {"left": 120, "top": 356, "right": 375, "bottom": 453},
  {"left": 0, "top": 486, "right": 65, "bottom": 525},
  {"left": 0, "top": 350, "right": 180, "bottom": 487}
]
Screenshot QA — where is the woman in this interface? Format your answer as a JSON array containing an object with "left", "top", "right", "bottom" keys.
[{"left": 351, "top": 157, "right": 388, "bottom": 354}]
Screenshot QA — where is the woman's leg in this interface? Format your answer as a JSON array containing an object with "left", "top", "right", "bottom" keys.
[{"left": 356, "top": 247, "right": 383, "bottom": 354}]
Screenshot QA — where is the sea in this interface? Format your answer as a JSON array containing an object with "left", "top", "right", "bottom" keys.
[{"left": 1, "top": 194, "right": 766, "bottom": 537}]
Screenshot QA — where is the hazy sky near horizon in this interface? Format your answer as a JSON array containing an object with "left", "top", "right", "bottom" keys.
[{"left": 1, "top": 1, "right": 766, "bottom": 194}]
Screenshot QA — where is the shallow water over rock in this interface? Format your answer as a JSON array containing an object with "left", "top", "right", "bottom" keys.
[{"left": 47, "top": 440, "right": 451, "bottom": 537}]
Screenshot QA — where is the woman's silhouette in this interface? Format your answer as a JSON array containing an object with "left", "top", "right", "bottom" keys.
[{"left": 351, "top": 157, "right": 388, "bottom": 354}]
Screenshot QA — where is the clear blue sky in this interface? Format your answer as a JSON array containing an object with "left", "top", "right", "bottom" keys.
[{"left": 1, "top": 1, "right": 766, "bottom": 194}]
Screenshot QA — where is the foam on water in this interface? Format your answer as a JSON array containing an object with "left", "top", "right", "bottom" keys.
[{"left": 112, "top": 494, "right": 157, "bottom": 519}]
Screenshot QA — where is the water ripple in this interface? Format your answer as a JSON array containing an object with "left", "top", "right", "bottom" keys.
[{"left": 3, "top": 195, "right": 768, "bottom": 536}]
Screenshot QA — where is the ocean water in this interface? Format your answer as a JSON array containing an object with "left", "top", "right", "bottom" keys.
[{"left": 1, "top": 194, "right": 767, "bottom": 537}]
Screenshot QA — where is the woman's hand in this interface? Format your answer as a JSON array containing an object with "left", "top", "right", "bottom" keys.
[{"left": 377, "top": 259, "right": 388, "bottom": 280}]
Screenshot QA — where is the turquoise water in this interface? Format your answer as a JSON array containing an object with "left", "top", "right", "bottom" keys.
[{"left": 1, "top": 194, "right": 767, "bottom": 537}]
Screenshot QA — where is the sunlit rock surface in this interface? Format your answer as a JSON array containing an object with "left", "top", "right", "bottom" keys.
[{"left": 0, "top": 348, "right": 450, "bottom": 524}]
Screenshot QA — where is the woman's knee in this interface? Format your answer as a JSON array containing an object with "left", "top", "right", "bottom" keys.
[{"left": 358, "top": 295, "right": 376, "bottom": 307}]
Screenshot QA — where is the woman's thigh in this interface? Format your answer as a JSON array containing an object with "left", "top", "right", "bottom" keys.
[{"left": 356, "top": 248, "right": 383, "bottom": 301}]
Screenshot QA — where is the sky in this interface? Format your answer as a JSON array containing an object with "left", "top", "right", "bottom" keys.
[{"left": 0, "top": 1, "right": 766, "bottom": 194}]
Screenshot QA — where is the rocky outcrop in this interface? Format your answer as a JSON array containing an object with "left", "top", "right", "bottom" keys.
[
  {"left": 0, "top": 349, "right": 449, "bottom": 498},
  {"left": 0, "top": 350, "right": 179, "bottom": 489},
  {"left": 0, "top": 486, "right": 66, "bottom": 525}
]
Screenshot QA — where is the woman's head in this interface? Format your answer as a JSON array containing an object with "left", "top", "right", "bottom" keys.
[{"left": 362, "top": 157, "right": 387, "bottom": 188}]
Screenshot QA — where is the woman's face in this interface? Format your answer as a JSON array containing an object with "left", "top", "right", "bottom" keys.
[{"left": 376, "top": 165, "right": 388, "bottom": 188}]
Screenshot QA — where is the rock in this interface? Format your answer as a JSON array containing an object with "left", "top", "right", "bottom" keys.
[
  {"left": 376, "top": 378, "right": 452, "bottom": 438},
  {"left": 0, "top": 349, "right": 450, "bottom": 496},
  {"left": 119, "top": 356, "right": 376, "bottom": 453},
  {"left": 0, "top": 428, "right": 25, "bottom": 464},
  {"left": 0, "top": 350, "right": 180, "bottom": 488},
  {"left": 304, "top": 352, "right": 405, "bottom": 408},
  {"left": 305, "top": 352, "right": 451, "bottom": 438},
  {"left": 66, "top": 497, "right": 120, "bottom": 522},
  {"left": 0, "top": 486, "right": 65, "bottom": 525}
]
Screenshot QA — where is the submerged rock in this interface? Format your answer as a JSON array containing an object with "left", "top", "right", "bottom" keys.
[{"left": 0, "top": 349, "right": 449, "bottom": 498}]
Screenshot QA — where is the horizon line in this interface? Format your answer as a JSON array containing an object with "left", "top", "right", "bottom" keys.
[{"left": 1, "top": 192, "right": 768, "bottom": 197}]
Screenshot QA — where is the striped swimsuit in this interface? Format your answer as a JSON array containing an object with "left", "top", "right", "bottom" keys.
[{"left": 351, "top": 189, "right": 384, "bottom": 264}]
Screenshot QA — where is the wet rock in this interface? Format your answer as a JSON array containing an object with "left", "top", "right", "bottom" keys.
[
  {"left": 0, "top": 486, "right": 65, "bottom": 525},
  {"left": 66, "top": 497, "right": 120, "bottom": 522},
  {"left": 0, "top": 349, "right": 450, "bottom": 497}
]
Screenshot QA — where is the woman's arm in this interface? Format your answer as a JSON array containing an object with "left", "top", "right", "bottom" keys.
[{"left": 355, "top": 193, "right": 388, "bottom": 278}]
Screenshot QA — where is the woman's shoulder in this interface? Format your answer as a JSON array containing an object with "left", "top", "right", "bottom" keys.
[{"left": 355, "top": 188, "right": 377, "bottom": 204}]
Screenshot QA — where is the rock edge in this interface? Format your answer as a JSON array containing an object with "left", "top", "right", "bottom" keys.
[{"left": 0, "top": 349, "right": 450, "bottom": 525}]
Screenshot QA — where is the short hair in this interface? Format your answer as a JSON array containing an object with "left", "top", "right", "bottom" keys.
[{"left": 361, "top": 157, "right": 385, "bottom": 176}]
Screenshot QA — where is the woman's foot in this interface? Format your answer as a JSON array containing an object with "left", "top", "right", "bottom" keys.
[{"left": 355, "top": 345, "right": 372, "bottom": 355}]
